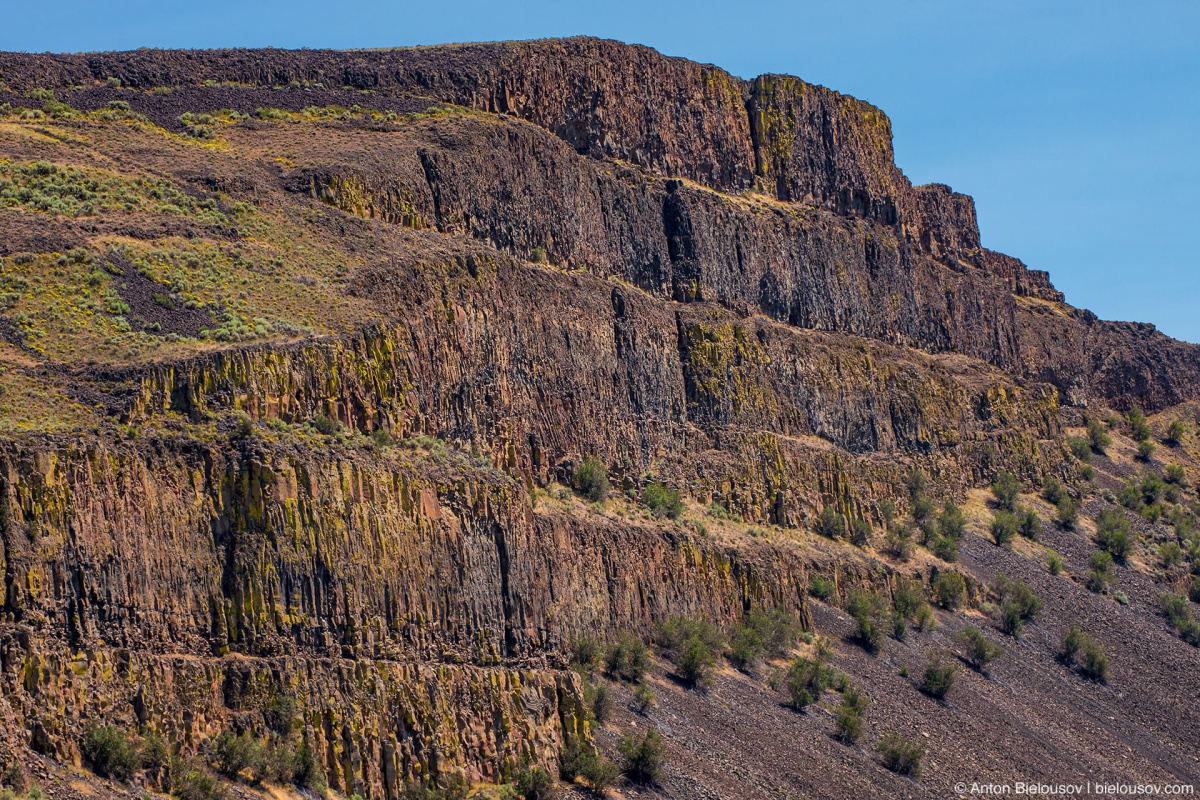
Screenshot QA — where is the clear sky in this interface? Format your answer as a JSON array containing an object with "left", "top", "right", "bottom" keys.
[{"left": 3, "top": 1, "right": 1197, "bottom": 341}]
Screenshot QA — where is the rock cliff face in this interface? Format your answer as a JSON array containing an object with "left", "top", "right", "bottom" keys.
[
  {"left": 3, "top": 37, "right": 1195, "bottom": 408},
  {"left": 0, "top": 37, "right": 1197, "bottom": 799}
]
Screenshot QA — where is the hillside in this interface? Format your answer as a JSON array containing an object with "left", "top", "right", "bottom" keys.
[{"left": 0, "top": 37, "right": 1196, "bottom": 800}]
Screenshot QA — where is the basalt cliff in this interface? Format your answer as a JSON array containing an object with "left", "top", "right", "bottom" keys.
[{"left": 0, "top": 38, "right": 1196, "bottom": 800}]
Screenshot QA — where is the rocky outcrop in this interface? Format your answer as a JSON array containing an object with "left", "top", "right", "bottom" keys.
[
  {"left": 3, "top": 39, "right": 1192, "bottom": 409},
  {"left": 267, "top": 106, "right": 1188, "bottom": 410},
  {"left": 0, "top": 413, "right": 916, "bottom": 792},
  {"left": 82, "top": 244, "right": 1066, "bottom": 516},
  {"left": 2, "top": 638, "right": 585, "bottom": 797},
  {"left": 0, "top": 40, "right": 1033, "bottom": 255},
  {"left": 281, "top": 117, "right": 1030, "bottom": 372},
  {"left": 0, "top": 37, "right": 1197, "bottom": 797},
  {"left": 748, "top": 74, "right": 901, "bottom": 222}
]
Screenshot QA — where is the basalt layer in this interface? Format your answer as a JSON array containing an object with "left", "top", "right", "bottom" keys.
[{"left": 0, "top": 38, "right": 1197, "bottom": 799}]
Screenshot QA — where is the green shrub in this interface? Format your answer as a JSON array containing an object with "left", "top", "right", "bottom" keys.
[
  {"left": 618, "top": 729, "right": 666, "bottom": 784},
  {"left": 370, "top": 428, "right": 397, "bottom": 448},
  {"left": 993, "top": 575, "right": 1041, "bottom": 638},
  {"left": 915, "top": 605, "right": 936, "bottom": 632},
  {"left": 1129, "top": 408, "right": 1151, "bottom": 442},
  {"left": 1083, "top": 644, "right": 1109, "bottom": 683},
  {"left": 849, "top": 516, "right": 871, "bottom": 546},
  {"left": 808, "top": 574, "right": 836, "bottom": 601},
  {"left": 529, "top": 246, "right": 547, "bottom": 263},
  {"left": 994, "top": 575, "right": 1042, "bottom": 623},
  {"left": 266, "top": 695, "right": 299, "bottom": 737},
  {"left": 911, "top": 496, "right": 935, "bottom": 524},
  {"left": 82, "top": 725, "right": 143, "bottom": 781},
  {"left": 581, "top": 758, "right": 620, "bottom": 794},
  {"left": 1047, "top": 550, "right": 1063, "bottom": 575},
  {"left": 834, "top": 686, "right": 869, "bottom": 744},
  {"left": 1167, "top": 420, "right": 1187, "bottom": 445},
  {"left": 560, "top": 740, "right": 620, "bottom": 791},
  {"left": 569, "top": 636, "right": 602, "bottom": 672},
  {"left": 1060, "top": 625, "right": 1108, "bottom": 683},
  {"left": 658, "top": 617, "right": 723, "bottom": 688},
  {"left": 1138, "top": 440, "right": 1156, "bottom": 462},
  {"left": 999, "top": 603, "right": 1024, "bottom": 638},
  {"left": 847, "top": 591, "right": 888, "bottom": 653},
  {"left": 213, "top": 731, "right": 261, "bottom": 781},
  {"left": 1086, "top": 551, "right": 1115, "bottom": 593},
  {"left": 1175, "top": 617, "right": 1200, "bottom": 647},
  {"left": 140, "top": 730, "right": 170, "bottom": 774},
  {"left": 877, "top": 732, "right": 926, "bottom": 777},
  {"left": 1067, "top": 436, "right": 1092, "bottom": 462},
  {"left": 658, "top": 616, "right": 722, "bottom": 654},
  {"left": 604, "top": 632, "right": 651, "bottom": 682},
  {"left": 1169, "top": 508, "right": 1195, "bottom": 535},
  {"left": 175, "top": 768, "right": 228, "bottom": 800},
  {"left": 1018, "top": 508, "right": 1041, "bottom": 540},
  {"left": 783, "top": 656, "right": 833, "bottom": 710},
  {"left": 991, "top": 511, "right": 1018, "bottom": 547},
  {"left": 1096, "top": 509, "right": 1135, "bottom": 562},
  {"left": 1117, "top": 482, "right": 1142, "bottom": 510},
  {"left": 258, "top": 741, "right": 299, "bottom": 784},
  {"left": 557, "top": 740, "right": 591, "bottom": 782},
  {"left": 884, "top": 523, "right": 914, "bottom": 560},
  {"left": 707, "top": 501, "right": 739, "bottom": 521},
  {"left": 907, "top": 469, "right": 928, "bottom": 500},
  {"left": 513, "top": 763, "right": 556, "bottom": 800},
  {"left": 1166, "top": 464, "right": 1187, "bottom": 484},
  {"left": 1142, "top": 474, "right": 1165, "bottom": 504},
  {"left": 1007, "top": 578, "right": 1042, "bottom": 616},
  {"left": 729, "top": 609, "right": 801, "bottom": 668},
  {"left": 932, "top": 535, "right": 959, "bottom": 562},
  {"left": 1088, "top": 419, "right": 1112, "bottom": 453},
  {"left": 815, "top": 505, "right": 845, "bottom": 540},
  {"left": 632, "top": 682, "right": 657, "bottom": 714},
  {"left": 955, "top": 625, "right": 1004, "bottom": 672},
  {"left": 2, "top": 761, "right": 26, "bottom": 794},
  {"left": 932, "top": 571, "right": 966, "bottom": 609},
  {"left": 920, "top": 651, "right": 957, "bottom": 700},
  {"left": 1189, "top": 578, "right": 1200, "bottom": 604},
  {"left": 292, "top": 742, "right": 324, "bottom": 789},
  {"left": 892, "top": 577, "right": 929, "bottom": 620},
  {"left": 1041, "top": 479, "right": 1068, "bottom": 506},
  {"left": 674, "top": 637, "right": 716, "bottom": 688},
  {"left": 642, "top": 481, "right": 683, "bottom": 519},
  {"left": 939, "top": 502, "right": 967, "bottom": 540},
  {"left": 573, "top": 457, "right": 609, "bottom": 502},
  {"left": 1159, "top": 593, "right": 1191, "bottom": 629},
  {"left": 1159, "top": 542, "right": 1183, "bottom": 569},
  {"left": 586, "top": 679, "right": 613, "bottom": 723},
  {"left": 991, "top": 471, "right": 1020, "bottom": 511},
  {"left": 1056, "top": 497, "right": 1078, "bottom": 530},
  {"left": 309, "top": 413, "right": 340, "bottom": 436}
]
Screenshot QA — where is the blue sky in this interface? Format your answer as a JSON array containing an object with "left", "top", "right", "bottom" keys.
[{"left": 4, "top": 1, "right": 1197, "bottom": 341}]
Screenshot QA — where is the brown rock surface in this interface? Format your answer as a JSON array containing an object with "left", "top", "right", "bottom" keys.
[{"left": 0, "top": 37, "right": 1196, "bottom": 799}]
